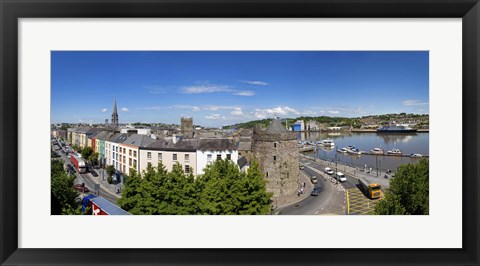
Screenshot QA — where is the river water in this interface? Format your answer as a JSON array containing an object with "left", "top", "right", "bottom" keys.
[{"left": 299, "top": 132, "right": 429, "bottom": 172}]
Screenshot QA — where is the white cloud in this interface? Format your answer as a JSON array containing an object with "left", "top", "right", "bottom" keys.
[
  {"left": 121, "top": 107, "right": 129, "bottom": 112},
  {"left": 402, "top": 100, "right": 428, "bottom": 106},
  {"left": 192, "top": 106, "right": 201, "bottom": 112},
  {"left": 233, "top": 91, "right": 255, "bottom": 96},
  {"left": 254, "top": 106, "right": 303, "bottom": 119},
  {"left": 101, "top": 108, "right": 108, "bottom": 112},
  {"left": 205, "top": 114, "right": 226, "bottom": 120},
  {"left": 231, "top": 107, "right": 244, "bottom": 116},
  {"left": 328, "top": 110, "right": 340, "bottom": 114},
  {"left": 181, "top": 84, "right": 231, "bottom": 94},
  {"left": 241, "top": 80, "right": 269, "bottom": 86}
]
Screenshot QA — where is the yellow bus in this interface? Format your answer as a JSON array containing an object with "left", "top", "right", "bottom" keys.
[{"left": 358, "top": 177, "right": 381, "bottom": 199}]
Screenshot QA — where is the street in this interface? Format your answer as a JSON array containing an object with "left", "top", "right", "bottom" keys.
[
  {"left": 53, "top": 140, "right": 121, "bottom": 204},
  {"left": 276, "top": 164, "right": 346, "bottom": 215}
]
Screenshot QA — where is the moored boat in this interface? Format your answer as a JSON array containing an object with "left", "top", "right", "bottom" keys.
[
  {"left": 387, "top": 148, "right": 402, "bottom": 155},
  {"left": 377, "top": 124, "right": 417, "bottom": 133},
  {"left": 370, "top": 147, "right": 384, "bottom": 154}
]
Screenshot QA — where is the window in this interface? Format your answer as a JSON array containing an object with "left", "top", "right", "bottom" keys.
[
  {"left": 266, "top": 172, "right": 269, "bottom": 177},
  {"left": 148, "top": 162, "right": 152, "bottom": 168},
  {"left": 226, "top": 154, "right": 231, "bottom": 160},
  {"left": 116, "top": 146, "right": 118, "bottom": 152},
  {"left": 123, "top": 165, "right": 126, "bottom": 173},
  {"left": 133, "top": 159, "right": 137, "bottom": 167},
  {"left": 147, "top": 152, "right": 151, "bottom": 159},
  {"left": 185, "top": 154, "right": 189, "bottom": 162},
  {"left": 185, "top": 165, "right": 190, "bottom": 173},
  {"left": 217, "top": 154, "right": 222, "bottom": 160},
  {"left": 273, "top": 156, "right": 276, "bottom": 161},
  {"left": 239, "top": 152, "right": 242, "bottom": 156},
  {"left": 173, "top": 154, "right": 177, "bottom": 161},
  {"left": 158, "top": 153, "right": 162, "bottom": 161},
  {"left": 123, "top": 156, "right": 125, "bottom": 164},
  {"left": 274, "top": 142, "right": 277, "bottom": 148},
  {"left": 119, "top": 155, "right": 122, "bottom": 161},
  {"left": 207, "top": 154, "right": 212, "bottom": 162},
  {"left": 133, "top": 151, "right": 137, "bottom": 157},
  {"left": 129, "top": 149, "right": 132, "bottom": 156},
  {"left": 123, "top": 148, "right": 126, "bottom": 154},
  {"left": 129, "top": 158, "right": 132, "bottom": 166}
]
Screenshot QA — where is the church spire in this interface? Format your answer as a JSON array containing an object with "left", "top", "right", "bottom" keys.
[{"left": 111, "top": 97, "right": 119, "bottom": 126}]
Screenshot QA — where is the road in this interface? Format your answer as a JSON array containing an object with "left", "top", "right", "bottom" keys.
[
  {"left": 277, "top": 165, "right": 345, "bottom": 215},
  {"left": 52, "top": 138, "right": 121, "bottom": 204}
]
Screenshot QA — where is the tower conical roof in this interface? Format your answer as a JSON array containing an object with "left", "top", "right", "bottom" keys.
[{"left": 266, "top": 118, "right": 287, "bottom": 133}]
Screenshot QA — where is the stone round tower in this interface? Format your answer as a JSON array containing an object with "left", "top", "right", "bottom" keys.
[{"left": 253, "top": 118, "right": 299, "bottom": 198}]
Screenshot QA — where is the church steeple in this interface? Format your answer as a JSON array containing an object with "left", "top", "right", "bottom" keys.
[{"left": 111, "top": 97, "right": 119, "bottom": 127}]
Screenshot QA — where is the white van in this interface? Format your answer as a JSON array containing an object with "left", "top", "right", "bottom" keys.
[{"left": 335, "top": 172, "right": 346, "bottom": 182}]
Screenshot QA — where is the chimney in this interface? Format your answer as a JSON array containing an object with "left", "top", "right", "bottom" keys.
[{"left": 173, "top": 134, "right": 177, "bottom": 144}]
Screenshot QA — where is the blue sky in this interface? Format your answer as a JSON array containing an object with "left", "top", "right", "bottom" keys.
[{"left": 51, "top": 51, "right": 429, "bottom": 127}]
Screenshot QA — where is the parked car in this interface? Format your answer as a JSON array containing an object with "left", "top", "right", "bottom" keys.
[{"left": 324, "top": 167, "right": 334, "bottom": 175}]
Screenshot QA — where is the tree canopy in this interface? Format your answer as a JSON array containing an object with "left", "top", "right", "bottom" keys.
[
  {"left": 118, "top": 159, "right": 273, "bottom": 215},
  {"left": 51, "top": 159, "right": 79, "bottom": 214},
  {"left": 374, "top": 159, "right": 429, "bottom": 215}
]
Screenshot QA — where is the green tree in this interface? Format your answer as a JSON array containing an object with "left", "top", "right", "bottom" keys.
[
  {"left": 90, "top": 152, "right": 99, "bottom": 166},
  {"left": 81, "top": 146, "right": 93, "bottom": 161},
  {"left": 51, "top": 159, "right": 79, "bottom": 215},
  {"left": 106, "top": 165, "right": 116, "bottom": 184},
  {"left": 374, "top": 159, "right": 429, "bottom": 215},
  {"left": 119, "top": 159, "right": 273, "bottom": 215}
]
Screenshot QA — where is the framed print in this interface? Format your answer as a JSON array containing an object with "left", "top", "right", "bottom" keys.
[{"left": 1, "top": 0, "right": 479, "bottom": 265}]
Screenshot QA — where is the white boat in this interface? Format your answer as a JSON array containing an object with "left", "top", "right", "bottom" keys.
[
  {"left": 410, "top": 153, "right": 423, "bottom": 158},
  {"left": 370, "top": 147, "right": 384, "bottom": 154},
  {"left": 320, "top": 139, "right": 335, "bottom": 147},
  {"left": 346, "top": 146, "right": 361, "bottom": 155},
  {"left": 387, "top": 148, "right": 402, "bottom": 155},
  {"left": 338, "top": 148, "right": 348, "bottom": 153}
]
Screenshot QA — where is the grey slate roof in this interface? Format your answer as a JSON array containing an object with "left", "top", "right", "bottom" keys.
[
  {"left": 237, "top": 156, "right": 248, "bottom": 169},
  {"left": 123, "top": 134, "right": 156, "bottom": 148},
  {"left": 237, "top": 141, "right": 252, "bottom": 151},
  {"left": 94, "top": 131, "right": 113, "bottom": 141},
  {"left": 143, "top": 138, "right": 236, "bottom": 151},
  {"left": 108, "top": 133, "right": 128, "bottom": 144}
]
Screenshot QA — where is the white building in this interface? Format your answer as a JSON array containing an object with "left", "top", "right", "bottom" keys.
[
  {"left": 195, "top": 139, "right": 238, "bottom": 175},
  {"left": 120, "top": 128, "right": 152, "bottom": 136}
]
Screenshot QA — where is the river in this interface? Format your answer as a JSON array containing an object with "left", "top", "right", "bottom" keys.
[{"left": 299, "top": 132, "right": 429, "bottom": 172}]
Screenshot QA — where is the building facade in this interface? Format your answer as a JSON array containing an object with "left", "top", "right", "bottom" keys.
[
  {"left": 119, "top": 134, "right": 156, "bottom": 176},
  {"left": 139, "top": 139, "right": 198, "bottom": 176}
]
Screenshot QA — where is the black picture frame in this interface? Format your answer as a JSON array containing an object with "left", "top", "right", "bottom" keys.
[{"left": 1, "top": 0, "right": 478, "bottom": 265}]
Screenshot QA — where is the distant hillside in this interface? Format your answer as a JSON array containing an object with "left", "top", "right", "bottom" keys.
[{"left": 222, "top": 113, "right": 429, "bottom": 130}]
